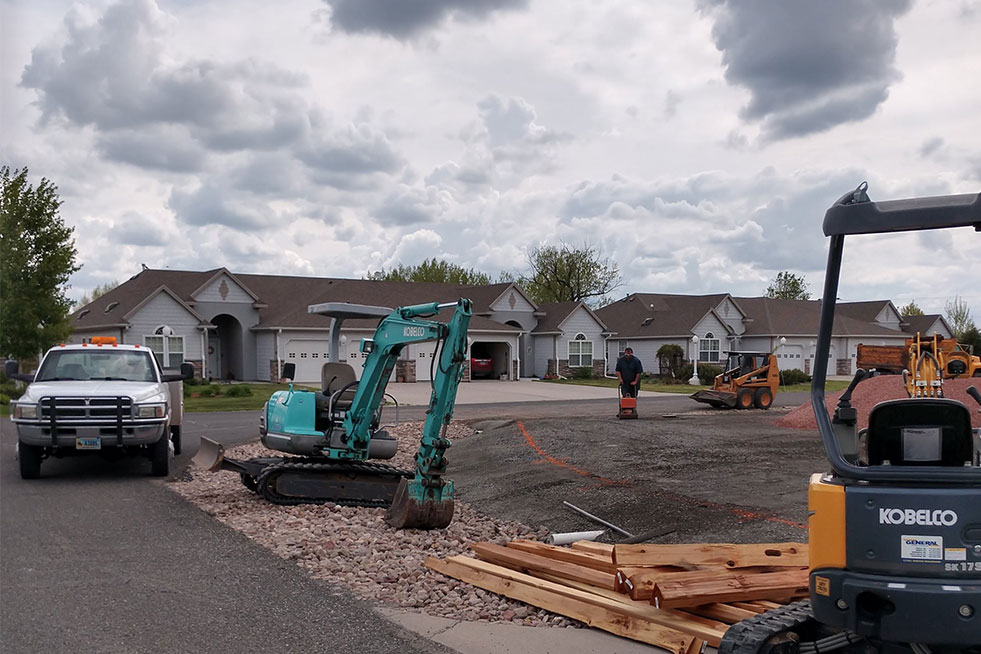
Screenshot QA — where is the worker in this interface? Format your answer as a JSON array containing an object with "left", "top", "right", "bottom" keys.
[{"left": 615, "top": 347, "right": 643, "bottom": 398}]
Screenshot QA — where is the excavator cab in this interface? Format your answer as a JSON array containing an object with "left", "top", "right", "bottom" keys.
[{"left": 720, "top": 185, "right": 981, "bottom": 652}]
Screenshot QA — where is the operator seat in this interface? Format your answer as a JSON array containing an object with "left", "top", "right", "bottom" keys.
[
  {"left": 321, "top": 362, "right": 358, "bottom": 412},
  {"left": 866, "top": 398, "right": 974, "bottom": 466}
]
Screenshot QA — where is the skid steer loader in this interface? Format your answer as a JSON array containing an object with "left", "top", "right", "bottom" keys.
[
  {"left": 690, "top": 351, "right": 780, "bottom": 410},
  {"left": 719, "top": 184, "right": 981, "bottom": 653}
]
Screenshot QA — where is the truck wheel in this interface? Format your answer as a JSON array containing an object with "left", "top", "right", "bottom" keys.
[
  {"left": 736, "top": 388, "right": 755, "bottom": 410},
  {"left": 18, "top": 443, "right": 42, "bottom": 479},
  {"left": 170, "top": 425, "right": 182, "bottom": 456},
  {"left": 754, "top": 388, "right": 773, "bottom": 410},
  {"left": 150, "top": 435, "right": 170, "bottom": 477}
]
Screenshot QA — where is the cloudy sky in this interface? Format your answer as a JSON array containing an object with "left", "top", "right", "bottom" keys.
[{"left": 3, "top": 0, "right": 979, "bottom": 318}]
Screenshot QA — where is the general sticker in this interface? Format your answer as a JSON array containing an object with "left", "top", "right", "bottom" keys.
[{"left": 901, "top": 535, "right": 943, "bottom": 561}]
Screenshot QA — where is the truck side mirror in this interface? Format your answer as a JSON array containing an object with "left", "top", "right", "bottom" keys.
[
  {"left": 282, "top": 362, "right": 295, "bottom": 381},
  {"left": 4, "top": 359, "right": 18, "bottom": 378},
  {"left": 180, "top": 362, "right": 194, "bottom": 380}
]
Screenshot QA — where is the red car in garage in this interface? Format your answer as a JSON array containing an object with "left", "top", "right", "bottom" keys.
[{"left": 470, "top": 355, "right": 494, "bottom": 378}]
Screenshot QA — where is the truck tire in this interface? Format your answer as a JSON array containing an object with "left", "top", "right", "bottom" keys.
[
  {"left": 736, "top": 388, "right": 755, "bottom": 410},
  {"left": 150, "top": 435, "right": 170, "bottom": 477},
  {"left": 753, "top": 388, "right": 773, "bottom": 410},
  {"left": 18, "top": 443, "right": 42, "bottom": 479},
  {"left": 170, "top": 425, "right": 182, "bottom": 456}
]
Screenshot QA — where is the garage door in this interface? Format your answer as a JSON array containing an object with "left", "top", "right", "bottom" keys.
[
  {"left": 406, "top": 343, "right": 435, "bottom": 381},
  {"left": 284, "top": 339, "right": 329, "bottom": 384}
]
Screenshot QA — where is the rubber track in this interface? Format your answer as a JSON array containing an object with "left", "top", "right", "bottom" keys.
[
  {"left": 717, "top": 600, "right": 816, "bottom": 654},
  {"left": 254, "top": 458, "right": 413, "bottom": 507}
]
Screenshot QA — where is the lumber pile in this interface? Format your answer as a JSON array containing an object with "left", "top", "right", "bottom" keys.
[{"left": 425, "top": 539, "right": 808, "bottom": 652}]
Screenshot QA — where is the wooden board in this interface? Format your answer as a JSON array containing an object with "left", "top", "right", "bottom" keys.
[
  {"left": 472, "top": 542, "right": 616, "bottom": 590},
  {"left": 652, "top": 569, "right": 809, "bottom": 609},
  {"left": 426, "top": 556, "right": 705, "bottom": 654},
  {"left": 621, "top": 566, "right": 804, "bottom": 601},
  {"left": 614, "top": 542, "right": 807, "bottom": 568},
  {"left": 507, "top": 539, "right": 619, "bottom": 574},
  {"left": 570, "top": 540, "right": 615, "bottom": 556}
]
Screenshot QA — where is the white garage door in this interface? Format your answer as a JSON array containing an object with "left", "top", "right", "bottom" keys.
[
  {"left": 284, "top": 339, "right": 329, "bottom": 384},
  {"left": 406, "top": 343, "right": 435, "bottom": 381}
]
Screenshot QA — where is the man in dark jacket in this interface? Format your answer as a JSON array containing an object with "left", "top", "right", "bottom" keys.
[{"left": 615, "top": 347, "right": 643, "bottom": 398}]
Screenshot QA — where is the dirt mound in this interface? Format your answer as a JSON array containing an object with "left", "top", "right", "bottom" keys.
[{"left": 777, "top": 375, "right": 981, "bottom": 431}]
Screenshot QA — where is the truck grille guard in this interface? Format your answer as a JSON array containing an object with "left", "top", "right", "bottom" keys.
[{"left": 39, "top": 396, "right": 134, "bottom": 447}]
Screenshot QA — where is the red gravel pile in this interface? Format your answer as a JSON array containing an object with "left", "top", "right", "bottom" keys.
[{"left": 777, "top": 375, "right": 981, "bottom": 431}]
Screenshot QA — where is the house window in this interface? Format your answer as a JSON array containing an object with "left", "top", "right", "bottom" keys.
[
  {"left": 699, "top": 332, "right": 720, "bottom": 363},
  {"left": 144, "top": 326, "right": 184, "bottom": 368},
  {"left": 568, "top": 333, "right": 593, "bottom": 367},
  {"left": 618, "top": 340, "right": 629, "bottom": 358}
]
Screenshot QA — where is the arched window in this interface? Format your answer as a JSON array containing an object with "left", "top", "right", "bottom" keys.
[
  {"left": 568, "top": 332, "right": 593, "bottom": 367},
  {"left": 699, "top": 332, "right": 720, "bottom": 363}
]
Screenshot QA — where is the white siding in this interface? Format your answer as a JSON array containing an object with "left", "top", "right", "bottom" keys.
[
  {"left": 874, "top": 304, "right": 902, "bottom": 331},
  {"left": 692, "top": 313, "right": 727, "bottom": 364},
  {"left": 560, "top": 307, "right": 605, "bottom": 368},
  {"left": 194, "top": 273, "right": 254, "bottom": 304},
  {"left": 255, "top": 332, "right": 277, "bottom": 381},
  {"left": 127, "top": 293, "right": 202, "bottom": 361},
  {"left": 714, "top": 297, "right": 745, "bottom": 335}
]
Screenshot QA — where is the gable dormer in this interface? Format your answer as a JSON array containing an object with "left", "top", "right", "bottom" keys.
[
  {"left": 713, "top": 295, "right": 746, "bottom": 335},
  {"left": 191, "top": 269, "right": 259, "bottom": 305},
  {"left": 875, "top": 302, "right": 903, "bottom": 331}
]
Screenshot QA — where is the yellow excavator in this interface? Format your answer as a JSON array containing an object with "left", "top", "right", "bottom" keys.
[
  {"left": 857, "top": 335, "right": 981, "bottom": 396},
  {"left": 719, "top": 184, "right": 981, "bottom": 653}
]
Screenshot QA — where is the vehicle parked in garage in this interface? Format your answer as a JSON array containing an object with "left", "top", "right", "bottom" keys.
[{"left": 469, "top": 344, "right": 494, "bottom": 378}]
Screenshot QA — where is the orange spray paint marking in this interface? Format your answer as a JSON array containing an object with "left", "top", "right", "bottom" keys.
[{"left": 517, "top": 421, "right": 628, "bottom": 487}]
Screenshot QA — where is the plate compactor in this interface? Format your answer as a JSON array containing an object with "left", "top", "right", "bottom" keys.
[
  {"left": 618, "top": 388, "right": 638, "bottom": 419},
  {"left": 192, "top": 299, "right": 472, "bottom": 530},
  {"left": 718, "top": 184, "right": 981, "bottom": 653}
]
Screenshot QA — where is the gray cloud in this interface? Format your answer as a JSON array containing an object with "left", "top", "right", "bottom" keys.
[
  {"left": 96, "top": 127, "right": 206, "bottom": 172},
  {"left": 699, "top": 0, "right": 912, "bottom": 140},
  {"left": 919, "top": 136, "right": 944, "bottom": 158},
  {"left": 113, "top": 211, "right": 170, "bottom": 246},
  {"left": 168, "top": 183, "right": 272, "bottom": 230},
  {"left": 324, "top": 0, "right": 527, "bottom": 39},
  {"left": 297, "top": 124, "right": 403, "bottom": 175},
  {"left": 373, "top": 186, "right": 442, "bottom": 226}
]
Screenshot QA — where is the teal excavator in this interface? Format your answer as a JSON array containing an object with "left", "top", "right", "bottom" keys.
[{"left": 193, "top": 299, "right": 472, "bottom": 530}]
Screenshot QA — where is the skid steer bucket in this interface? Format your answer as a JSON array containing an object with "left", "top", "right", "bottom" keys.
[
  {"left": 690, "top": 389, "right": 737, "bottom": 408},
  {"left": 385, "top": 477, "right": 454, "bottom": 529},
  {"left": 192, "top": 436, "right": 226, "bottom": 472}
]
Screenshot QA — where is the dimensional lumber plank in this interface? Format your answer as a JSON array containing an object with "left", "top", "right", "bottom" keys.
[
  {"left": 652, "top": 569, "right": 810, "bottom": 609},
  {"left": 683, "top": 603, "right": 760, "bottom": 624},
  {"left": 506, "top": 540, "right": 619, "bottom": 574},
  {"left": 614, "top": 542, "right": 808, "bottom": 568},
  {"left": 531, "top": 571, "right": 729, "bottom": 647},
  {"left": 727, "top": 602, "right": 770, "bottom": 614},
  {"left": 472, "top": 542, "right": 615, "bottom": 590},
  {"left": 570, "top": 541, "right": 615, "bottom": 556},
  {"left": 620, "top": 566, "right": 804, "bottom": 601},
  {"left": 425, "top": 556, "right": 704, "bottom": 654}
]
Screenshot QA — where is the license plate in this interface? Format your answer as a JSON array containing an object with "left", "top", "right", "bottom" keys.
[{"left": 76, "top": 437, "right": 102, "bottom": 450}]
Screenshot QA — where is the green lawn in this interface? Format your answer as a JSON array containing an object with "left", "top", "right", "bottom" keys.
[
  {"left": 182, "top": 383, "right": 317, "bottom": 412},
  {"left": 539, "top": 377, "right": 850, "bottom": 394}
]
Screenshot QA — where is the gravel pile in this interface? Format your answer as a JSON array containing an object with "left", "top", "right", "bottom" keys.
[
  {"left": 170, "top": 421, "right": 579, "bottom": 628},
  {"left": 777, "top": 375, "right": 981, "bottom": 431}
]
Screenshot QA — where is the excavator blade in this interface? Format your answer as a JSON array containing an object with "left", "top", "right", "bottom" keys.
[
  {"left": 690, "top": 389, "right": 737, "bottom": 409},
  {"left": 192, "top": 436, "right": 226, "bottom": 472},
  {"left": 385, "top": 477, "right": 454, "bottom": 530}
]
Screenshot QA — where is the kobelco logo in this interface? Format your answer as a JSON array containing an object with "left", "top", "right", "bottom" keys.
[{"left": 879, "top": 508, "right": 957, "bottom": 526}]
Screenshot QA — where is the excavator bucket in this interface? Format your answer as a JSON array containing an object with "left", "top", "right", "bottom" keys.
[
  {"left": 191, "top": 436, "right": 226, "bottom": 472},
  {"left": 385, "top": 477, "right": 454, "bottom": 530},
  {"left": 690, "top": 389, "right": 737, "bottom": 409}
]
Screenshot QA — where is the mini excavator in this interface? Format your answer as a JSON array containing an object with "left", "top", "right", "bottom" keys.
[
  {"left": 193, "top": 299, "right": 472, "bottom": 530},
  {"left": 719, "top": 184, "right": 981, "bottom": 653}
]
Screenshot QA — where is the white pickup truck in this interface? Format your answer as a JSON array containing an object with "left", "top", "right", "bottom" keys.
[{"left": 6, "top": 338, "right": 193, "bottom": 479}]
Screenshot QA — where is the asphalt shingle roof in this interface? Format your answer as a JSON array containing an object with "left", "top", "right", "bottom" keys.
[{"left": 594, "top": 293, "right": 730, "bottom": 337}]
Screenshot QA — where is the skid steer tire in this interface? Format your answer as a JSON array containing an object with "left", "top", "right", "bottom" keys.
[
  {"left": 753, "top": 388, "right": 773, "bottom": 410},
  {"left": 736, "top": 388, "right": 754, "bottom": 410}
]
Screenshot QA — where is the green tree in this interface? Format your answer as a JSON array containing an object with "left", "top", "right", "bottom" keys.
[
  {"left": 944, "top": 295, "right": 975, "bottom": 340},
  {"left": 899, "top": 300, "right": 924, "bottom": 317},
  {"left": 520, "top": 242, "right": 621, "bottom": 306},
  {"left": 959, "top": 325, "right": 981, "bottom": 355},
  {"left": 1, "top": 167, "right": 81, "bottom": 359},
  {"left": 77, "top": 280, "right": 119, "bottom": 308},
  {"left": 765, "top": 271, "right": 810, "bottom": 300},
  {"left": 368, "top": 258, "right": 491, "bottom": 285}
]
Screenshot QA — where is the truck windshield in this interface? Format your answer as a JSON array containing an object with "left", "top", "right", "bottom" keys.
[{"left": 36, "top": 350, "right": 157, "bottom": 382}]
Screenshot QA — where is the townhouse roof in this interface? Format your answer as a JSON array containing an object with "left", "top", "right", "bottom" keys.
[{"left": 594, "top": 293, "right": 731, "bottom": 337}]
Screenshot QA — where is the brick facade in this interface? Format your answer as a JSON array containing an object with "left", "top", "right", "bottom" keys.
[{"left": 395, "top": 359, "right": 417, "bottom": 383}]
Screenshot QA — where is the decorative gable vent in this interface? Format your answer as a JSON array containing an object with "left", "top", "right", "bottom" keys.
[{"left": 78, "top": 309, "right": 90, "bottom": 319}]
